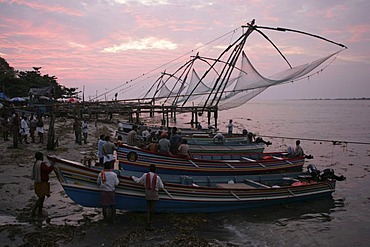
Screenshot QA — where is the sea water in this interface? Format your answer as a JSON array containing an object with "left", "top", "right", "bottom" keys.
[{"left": 191, "top": 100, "right": 370, "bottom": 247}]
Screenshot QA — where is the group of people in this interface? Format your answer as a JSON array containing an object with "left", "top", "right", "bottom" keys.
[
  {"left": 0, "top": 112, "right": 45, "bottom": 145},
  {"left": 32, "top": 146, "right": 164, "bottom": 230},
  {"left": 96, "top": 132, "right": 165, "bottom": 228},
  {"left": 124, "top": 125, "right": 191, "bottom": 158}
]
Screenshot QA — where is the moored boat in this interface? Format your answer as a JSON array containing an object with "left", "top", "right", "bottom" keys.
[
  {"left": 48, "top": 155, "right": 343, "bottom": 213},
  {"left": 188, "top": 142, "right": 265, "bottom": 154},
  {"left": 117, "top": 144, "right": 305, "bottom": 175}
]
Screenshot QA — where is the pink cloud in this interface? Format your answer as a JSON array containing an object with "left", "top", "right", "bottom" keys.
[
  {"left": 325, "top": 5, "right": 348, "bottom": 19},
  {"left": 346, "top": 24, "right": 370, "bottom": 43},
  {"left": 134, "top": 14, "right": 206, "bottom": 32},
  {"left": 3, "top": 0, "right": 83, "bottom": 16}
]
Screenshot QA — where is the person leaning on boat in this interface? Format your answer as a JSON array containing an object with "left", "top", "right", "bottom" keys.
[
  {"left": 213, "top": 132, "right": 225, "bottom": 143},
  {"left": 97, "top": 160, "right": 119, "bottom": 222},
  {"left": 131, "top": 164, "right": 164, "bottom": 230},
  {"left": 31, "top": 152, "right": 54, "bottom": 217}
]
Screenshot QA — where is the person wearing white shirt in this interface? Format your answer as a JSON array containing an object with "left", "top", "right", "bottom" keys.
[
  {"left": 97, "top": 160, "right": 119, "bottom": 222},
  {"left": 20, "top": 116, "right": 30, "bottom": 144}
]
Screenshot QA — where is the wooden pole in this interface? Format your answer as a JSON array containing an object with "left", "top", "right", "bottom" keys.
[
  {"left": 47, "top": 113, "right": 55, "bottom": 150},
  {"left": 214, "top": 107, "right": 218, "bottom": 130}
]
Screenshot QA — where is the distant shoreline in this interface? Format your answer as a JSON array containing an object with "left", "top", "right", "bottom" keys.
[
  {"left": 265, "top": 98, "right": 370, "bottom": 101},
  {"left": 254, "top": 98, "right": 370, "bottom": 102},
  {"left": 302, "top": 98, "right": 370, "bottom": 100}
]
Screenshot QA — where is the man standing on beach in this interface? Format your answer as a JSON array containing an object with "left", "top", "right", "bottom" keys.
[
  {"left": 73, "top": 118, "right": 82, "bottom": 145},
  {"left": 29, "top": 114, "right": 37, "bottom": 143},
  {"left": 132, "top": 164, "right": 164, "bottom": 230},
  {"left": 11, "top": 112, "right": 19, "bottom": 148},
  {"left": 97, "top": 160, "right": 119, "bottom": 222},
  {"left": 82, "top": 120, "right": 89, "bottom": 144},
  {"left": 36, "top": 117, "right": 44, "bottom": 144},
  {"left": 31, "top": 152, "right": 54, "bottom": 217},
  {"left": 102, "top": 136, "right": 117, "bottom": 164},
  {"left": 98, "top": 134, "right": 106, "bottom": 166},
  {"left": 20, "top": 116, "right": 30, "bottom": 144}
]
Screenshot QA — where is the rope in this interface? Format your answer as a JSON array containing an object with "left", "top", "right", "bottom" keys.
[{"left": 258, "top": 134, "right": 370, "bottom": 145}]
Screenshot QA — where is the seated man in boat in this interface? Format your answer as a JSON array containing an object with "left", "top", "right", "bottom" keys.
[
  {"left": 141, "top": 128, "right": 151, "bottom": 143},
  {"left": 213, "top": 132, "right": 225, "bottom": 144},
  {"left": 117, "top": 121, "right": 124, "bottom": 131},
  {"left": 293, "top": 140, "right": 304, "bottom": 156},
  {"left": 286, "top": 140, "right": 310, "bottom": 158},
  {"left": 177, "top": 139, "right": 191, "bottom": 158},
  {"left": 227, "top": 119, "right": 234, "bottom": 137},
  {"left": 127, "top": 125, "right": 140, "bottom": 147},
  {"left": 147, "top": 137, "right": 159, "bottom": 153},
  {"left": 158, "top": 133, "right": 172, "bottom": 156},
  {"left": 170, "top": 127, "right": 182, "bottom": 155}
]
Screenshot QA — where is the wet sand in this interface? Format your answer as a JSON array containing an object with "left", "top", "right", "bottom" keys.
[{"left": 0, "top": 118, "right": 213, "bottom": 246}]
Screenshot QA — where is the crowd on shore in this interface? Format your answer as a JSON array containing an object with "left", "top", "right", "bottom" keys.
[{"left": 1, "top": 111, "right": 45, "bottom": 147}]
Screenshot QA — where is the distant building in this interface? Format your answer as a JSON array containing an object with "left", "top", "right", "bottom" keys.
[{"left": 29, "top": 86, "right": 54, "bottom": 101}]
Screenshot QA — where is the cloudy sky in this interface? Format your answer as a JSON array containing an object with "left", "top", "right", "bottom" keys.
[{"left": 0, "top": 0, "right": 369, "bottom": 101}]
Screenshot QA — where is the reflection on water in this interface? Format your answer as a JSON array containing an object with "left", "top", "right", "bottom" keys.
[{"left": 200, "top": 197, "right": 345, "bottom": 246}]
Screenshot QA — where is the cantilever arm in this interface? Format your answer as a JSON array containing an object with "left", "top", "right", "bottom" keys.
[{"left": 255, "top": 25, "right": 348, "bottom": 49}]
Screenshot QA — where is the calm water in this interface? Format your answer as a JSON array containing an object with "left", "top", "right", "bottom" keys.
[{"left": 191, "top": 100, "right": 370, "bottom": 246}]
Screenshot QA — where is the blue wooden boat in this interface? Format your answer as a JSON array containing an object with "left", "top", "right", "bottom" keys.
[
  {"left": 47, "top": 155, "right": 341, "bottom": 213},
  {"left": 117, "top": 144, "right": 305, "bottom": 176}
]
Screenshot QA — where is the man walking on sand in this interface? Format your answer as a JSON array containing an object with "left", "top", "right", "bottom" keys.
[{"left": 31, "top": 152, "right": 54, "bottom": 217}]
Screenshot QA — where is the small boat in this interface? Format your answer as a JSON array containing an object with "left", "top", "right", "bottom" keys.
[
  {"left": 190, "top": 151, "right": 293, "bottom": 160},
  {"left": 116, "top": 144, "right": 305, "bottom": 175},
  {"left": 188, "top": 142, "right": 265, "bottom": 154},
  {"left": 48, "top": 155, "right": 343, "bottom": 213}
]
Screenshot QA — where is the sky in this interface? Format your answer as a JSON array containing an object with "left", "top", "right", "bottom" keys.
[{"left": 0, "top": 0, "right": 369, "bottom": 101}]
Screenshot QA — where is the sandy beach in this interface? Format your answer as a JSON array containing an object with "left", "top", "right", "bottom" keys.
[{"left": 0, "top": 117, "right": 212, "bottom": 246}]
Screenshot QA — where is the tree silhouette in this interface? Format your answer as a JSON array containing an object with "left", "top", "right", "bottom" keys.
[{"left": 0, "top": 57, "right": 78, "bottom": 99}]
